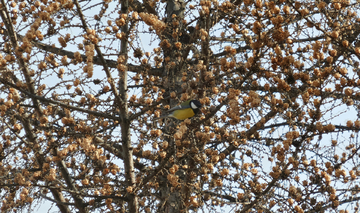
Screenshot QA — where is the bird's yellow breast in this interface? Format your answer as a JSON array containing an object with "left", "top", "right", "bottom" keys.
[{"left": 172, "top": 108, "right": 195, "bottom": 120}]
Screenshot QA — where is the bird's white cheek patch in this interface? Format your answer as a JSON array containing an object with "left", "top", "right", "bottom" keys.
[{"left": 191, "top": 102, "right": 197, "bottom": 109}]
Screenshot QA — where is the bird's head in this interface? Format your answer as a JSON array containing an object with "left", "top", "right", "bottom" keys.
[{"left": 190, "top": 100, "right": 202, "bottom": 109}]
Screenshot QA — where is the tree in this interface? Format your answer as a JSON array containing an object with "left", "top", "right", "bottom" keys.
[{"left": 1, "top": 0, "right": 360, "bottom": 212}]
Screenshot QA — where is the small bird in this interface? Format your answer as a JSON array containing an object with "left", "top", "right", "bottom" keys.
[{"left": 154, "top": 100, "right": 202, "bottom": 120}]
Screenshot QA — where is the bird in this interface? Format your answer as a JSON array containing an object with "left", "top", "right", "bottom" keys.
[{"left": 154, "top": 100, "right": 202, "bottom": 120}]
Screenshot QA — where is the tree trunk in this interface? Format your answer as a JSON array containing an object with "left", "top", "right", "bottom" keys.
[{"left": 158, "top": 0, "right": 188, "bottom": 212}]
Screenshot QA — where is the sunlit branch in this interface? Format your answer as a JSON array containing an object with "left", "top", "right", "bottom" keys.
[
  {"left": 93, "top": 137, "right": 146, "bottom": 171},
  {"left": 39, "top": 192, "right": 75, "bottom": 206},
  {"left": 0, "top": 77, "right": 120, "bottom": 121}
]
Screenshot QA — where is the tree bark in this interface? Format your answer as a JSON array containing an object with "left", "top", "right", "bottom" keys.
[
  {"left": 119, "top": 0, "right": 138, "bottom": 212},
  {"left": 158, "top": 0, "right": 188, "bottom": 212}
]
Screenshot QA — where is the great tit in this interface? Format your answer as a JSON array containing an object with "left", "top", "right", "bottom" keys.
[{"left": 154, "top": 100, "right": 202, "bottom": 120}]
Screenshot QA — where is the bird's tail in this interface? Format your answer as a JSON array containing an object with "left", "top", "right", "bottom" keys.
[
  {"left": 153, "top": 114, "right": 175, "bottom": 120},
  {"left": 153, "top": 115, "right": 167, "bottom": 120}
]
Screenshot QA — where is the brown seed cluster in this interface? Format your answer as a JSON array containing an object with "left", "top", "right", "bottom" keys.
[
  {"left": 1, "top": 0, "right": 360, "bottom": 212},
  {"left": 139, "top": 12, "right": 166, "bottom": 35}
]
